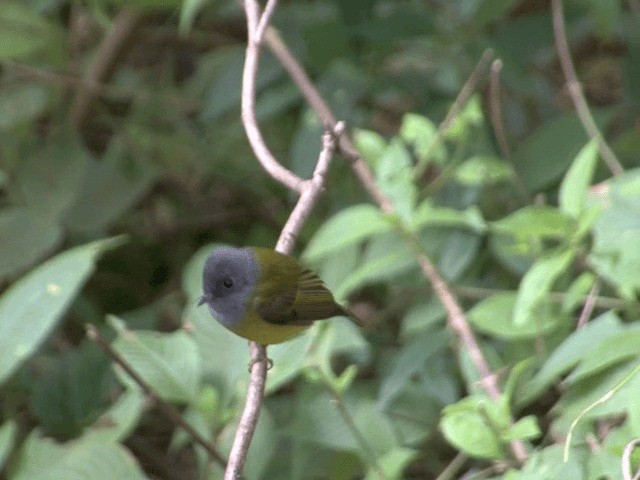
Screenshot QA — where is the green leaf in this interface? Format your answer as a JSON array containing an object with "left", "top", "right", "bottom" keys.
[
  {"left": 336, "top": 234, "right": 415, "bottom": 299},
  {"left": 564, "top": 327, "right": 640, "bottom": 385},
  {"left": 303, "top": 204, "right": 393, "bottom": 263},
  {"left": 266, "top": 334, "right": 314, "bottom": 394},
  {"left": 85, "top": 390, "right": 146, "bottom": 444},
  {"left": 559, "top": 140, "right": 599, "bottom": 218},
  {"left": 513, "top": 248, "right": 575, "bottom": 326},
  {"left": 63, "top": 139, "right": 157, "bottom": 234},
  {"left": 503, "top": 415, "right": 541, "bottom": 441},
  {"left": 378, "top": 330, "right": 447, "bottom": 409},
  {"left": 11, "top": 432, "right": 146, "bottom": 480},
  {"left": 353, "top": 128, "right": 387, "bottom": 169},
  {"left": 0, "top": 237, "right": 126, "bottom": 386},
  {"left": 365, "top": 448, "right": 418, "bottom": 480},
  {"left": 0, "top": 83, "right": 48, "bottom": 129},
  {"left": 491, "top": 206, "right": 576, "bottom": 240},
  {"left": 512, "top": 112, "right": 610, "bottom": 191},
  {"left": 376, "top": 139, "right": 417, "bottom": 222},
  {"left": 455, "top": 155, "right": 514, "bottom": 186},
  {"left": 410, "top": 200, "right": 486, "bottom": 233},
  {"left": 440, "top": 396, "right": 505, "bottom": 460},
  {"left": 520, "top": 312, "right": 623, "bottom": 406},
  {"left": 468, "top": 293, "right": 563, "bottom": 339},
  {"left": 588, "top": 170, "right": 640, "bottom": 298},
  {"left": 0, "top": 2, "right": 63, "bottom": 60},
  {"left": 0, "top": 421, "right": 17, "bottom": 472},
  {"left": 112, "top": 322, "right": 201, "bottom": 404},
  {"left": 399, "top": 113, "right": 445, "bottom": 166},
  {"left": 30, "top": 342, "right": 112, "bottom": 439},
  {"left": 0, "top": 207, "right": 62, "bottom": 281}
]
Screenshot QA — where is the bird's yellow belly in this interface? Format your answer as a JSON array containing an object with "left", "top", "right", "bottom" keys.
[{"left": 233, "top": 311, "right": 308, "bottom": 345}]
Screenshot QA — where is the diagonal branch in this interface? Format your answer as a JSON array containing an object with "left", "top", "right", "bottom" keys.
[
  {"left": 551, "top": 0, "right": 624, "bottom": 176},
  {"left": 227, "top": 3, "right": 345, "bottom": 478},
  {"left": 264, "top": 26, "right": 528, "bottom": 465}
]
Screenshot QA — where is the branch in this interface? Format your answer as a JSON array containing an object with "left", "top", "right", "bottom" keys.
[
  {"left": 622, "top": 438, "right": 640, "bottom": 480},
  {"left": 226, "top": 3, "right": 343, "bottom": 478},
  {"left": 241, "top": 0, "right": 304, "bottom": 193},
  {"left": 70, "top": 7, "right": 143, "bottom": 128},
  {"left": 85, "top": 324, "right": 227, "bottom": 467},
  {"left": 550, "top": 0, "right": 624, "bottom": 176},
  {"left": 264, "top": 29, "right": 529, "bottom": 465}
]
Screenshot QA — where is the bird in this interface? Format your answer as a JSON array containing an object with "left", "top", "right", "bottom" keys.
[{"left": 198, "top": 246, "right": 363, "bottom": 345}]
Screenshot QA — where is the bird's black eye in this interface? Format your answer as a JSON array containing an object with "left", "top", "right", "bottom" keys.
[{"left": 223, "top": 277, "right": 233, "bottom": 288}]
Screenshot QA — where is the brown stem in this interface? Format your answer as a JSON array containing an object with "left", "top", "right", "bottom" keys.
[
  {"left": 70, "top": 8, "right": 143, "bottom": 128},
  {"left": 264, "top": 25, "right": 528, "bottom": 465},
  {"left": 85, "top": 324, "right": 227, "bottom": 467},
  {"left": 550, "top": 0, "right": 624, "bottom": 176}
]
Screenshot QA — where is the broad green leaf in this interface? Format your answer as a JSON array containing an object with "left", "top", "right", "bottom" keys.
[
  {"left": 376, "top": 139, "right": 417, "bottom": 222},
  {"left": 399, "top": 113, "right": 445, "bottom": 166},
  {"left": 30, "top": 342, "right": 112, "bottom": 439},
  {"left": 502, "top": 415, "right": 541, "bottom": 441},
  {"left": 519, "top": 312, "right": 623, "bottom": 406},
  {"left": 184, "top": 302, "right": 249, "bottom": 404},
  {"left": 353, "top": 128, "right": 387, "bottom": 169},
  {"left": 178, "top": 0, "right": 207, "bottom": 34},
  {"left": 440, "top": 396, "right": 505, "bottom": 460},
  {"left": 468, "top": 293, "right": 563, "bottom": 338},
  {"left": 336, "top": 235, "right": 415, "bottom": 299},
  {"left": 501, "top": 445, "right": 586, "bottom": 480},
  {"left": 0, "top": 421, "right": 17, "bottom": 472},
  {"left": 559, "top": 140, "right": 599, "bottom": 218},
  {"left": 0, "top": 2, "right": 63, "bottom": 60},
  {"left": 410, "top": 200, "right": 486, "bottom": 233},
  {"left": 0, "top": 237, "right": 125, "bottom": 386},
  {"left": 455, "top": 155, "right": 514, "bottom": 186},
  {"left": 400, "top": 300, "right": 446, "bottom": 340},
  {"left": 512, "top": 112, "right": 610, "bottom": 191},
  {"left": 112, "top": 323, "right": 201, "bottom": 404},
  {"left": 303, "top": 204, "right": 393, "bottom": 262},
  {"left": 588, "top": 170, "right": 640, "bottom": 298},
  {"left": 0, "top": 207, "right": 62, "bottom": 281},
  {"left": 85, "top": 389, "right": 146, "bottom": 444},
  {"left": 63, "top": 139, "right": 157, "bottom": 234},
  {"left": 0, "top": 83, "right": 48, "bottom": 129},
  {"left": 491, "top": 206, "right": 575, "bottom": 240},
  {"left": 564, "top": 327, "right": 640, "bottom": 384},
  {"left": 365, "top": 448, "right": 418, "bottom": 480},
  {"left": 378, "top": 330, "right": 447, "bottom": 409},
  {"left": 562, "top": 272, "right": 597, "bottom": 313},
  {"left": 11, "top": 432, "right": 146, "bottom": 480},
  {"left": 266, "top": 334, "right": 314, "bottom": 393},
  {"left": 513, "top": 248, "right": 575, "bottom": 325}
]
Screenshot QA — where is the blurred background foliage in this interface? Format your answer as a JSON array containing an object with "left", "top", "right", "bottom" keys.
[{"left": 1, "top": 0, "right": 640, "bottom": 478}]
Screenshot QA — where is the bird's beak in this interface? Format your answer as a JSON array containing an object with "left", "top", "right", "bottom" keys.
[{"left": 197, "top": 294, "right": 211, "bottom": 306}]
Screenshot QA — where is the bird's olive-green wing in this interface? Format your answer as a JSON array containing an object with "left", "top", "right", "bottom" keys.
[{"left": 251, "top": 248, "right": 345, "bottom": 326}]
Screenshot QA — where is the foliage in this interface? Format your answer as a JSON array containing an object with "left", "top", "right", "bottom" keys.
[{"left": 1, "top": 0, "right": 639, "bottom": 479}]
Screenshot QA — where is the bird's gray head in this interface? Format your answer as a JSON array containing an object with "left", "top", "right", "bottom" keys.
[{"left": 198, "top": 246, "right": 260, "bottom": 328}]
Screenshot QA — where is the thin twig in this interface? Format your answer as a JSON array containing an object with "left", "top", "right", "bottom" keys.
[
  {"left": 319, "top": 372, "right": 387, "bottom": 480},
  {"left": 85, "top": 324, "right": 227, "bottom": 467},
  {"left": 576, "top": 279, "right": 600, "bottom": 329},
  {"left": 489, "top": 59, "right": 511, "bottom": 160},
  {"left": 241, "top": 1, "right": 304, "bottom": 193},
  {"left": 70, "top": 7, "right": 143, "bottom": 128},
  {"left": 263, "top": 27, "right": 528, "bottom": 464},
  {"left": 434, "top": 453, "right": 467, "bottom": 480},
  {"left": 622, "top": 438, "right": 640, "bottom": 480},
  {"left": 227, "top": 3, "right": 344, "bottom": 475},
  {"left": 414, "top": 48, "right": 495, "bottom": 179},
  {"left": 550, "top": 0, "right": 624, "bottom": 176}
]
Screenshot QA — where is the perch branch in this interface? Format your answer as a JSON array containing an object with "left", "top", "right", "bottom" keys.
[
  {"left": 551, "top": 0, "right": 624, "bottom": 176},
  {"left": 226, "top": 2, "right": 343, "bottom": 478},
  {"left": 85, "top": 324, "right": 227, "bottom": 467}
]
